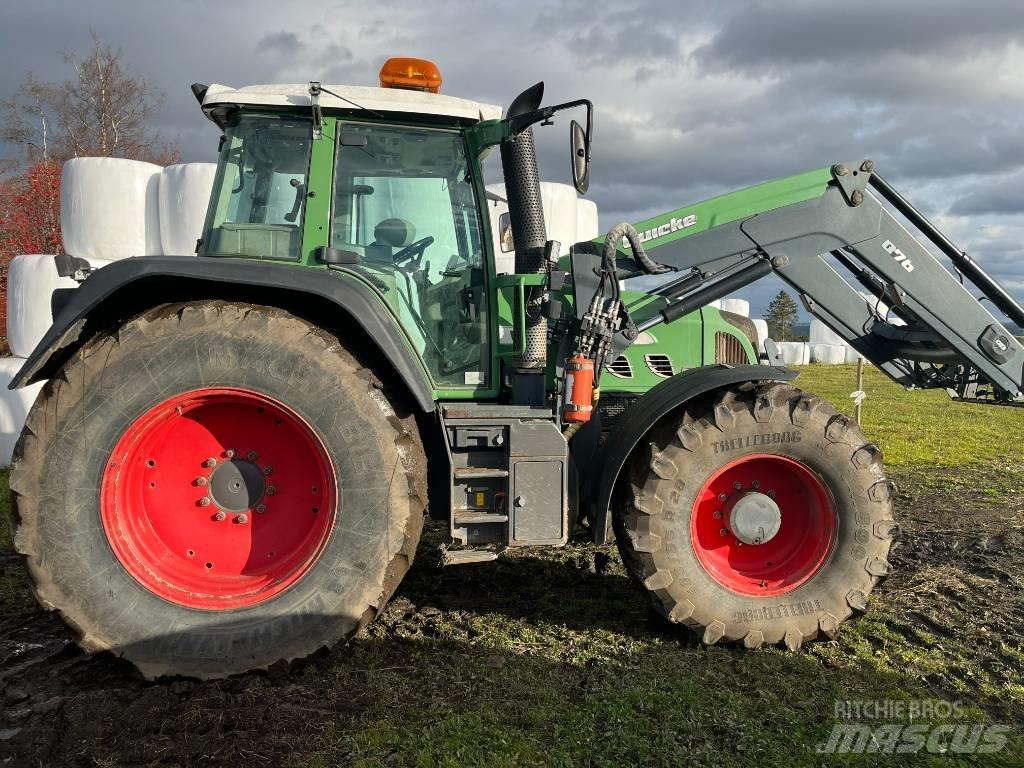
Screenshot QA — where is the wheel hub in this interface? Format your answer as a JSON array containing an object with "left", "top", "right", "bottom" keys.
[
  {"left": 100, "top": 387, "right": 337, "bottom": 610},
  {"left": 208, "top": 459, "right": 266, "bottom": 512},
  {"left": 689, "top": 453, "right": 837, "bottom": 596},
  {"left": 725, "top": 491, "right": 781, "bottom": 545}
]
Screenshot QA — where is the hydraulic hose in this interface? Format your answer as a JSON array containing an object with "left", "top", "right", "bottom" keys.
[{"left": 601, "top": 222, "right": 672, "bottom": 276}]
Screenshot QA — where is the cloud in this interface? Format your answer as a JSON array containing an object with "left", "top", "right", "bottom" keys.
[
  {"left": 949, "top": 171, "right": 1024, "bottom": 216},
  {"left": 694, "top": 0, "right": 1024, "bottom": 73},
  {"left": 256, "top": 31, "right": 305, "bottom": 55}
]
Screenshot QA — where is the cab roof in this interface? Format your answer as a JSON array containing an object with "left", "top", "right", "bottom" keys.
[{"left": 201, "top": 83, "right": 503, "bottom": 124}]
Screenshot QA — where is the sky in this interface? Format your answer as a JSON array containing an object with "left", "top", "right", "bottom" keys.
[{"left": 2, "top": 0, "right": 1023, "bottom": 318}]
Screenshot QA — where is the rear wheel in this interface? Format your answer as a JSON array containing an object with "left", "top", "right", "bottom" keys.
[
  {"left": 10, "top": 301, "right": 426, "bottom": 678},
  {"left": 614, "top": 383, "right": 898, "bottom": 649}
]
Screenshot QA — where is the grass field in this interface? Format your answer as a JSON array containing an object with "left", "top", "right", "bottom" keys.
[
  {"left": 788, "top": 364, "right": 1024, "bottom": 468},
  {"left": 1, "top": 364, "right": 1022, "bottom": 766}
]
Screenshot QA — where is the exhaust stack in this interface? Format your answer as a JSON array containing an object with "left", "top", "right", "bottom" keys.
[{"left": 501, "top": 84, "right": 549, "bottom": 404}]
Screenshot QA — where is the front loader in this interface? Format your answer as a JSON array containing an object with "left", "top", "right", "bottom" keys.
[{"left": 8, "top": 57, "right": 1023, "bottom": 677}]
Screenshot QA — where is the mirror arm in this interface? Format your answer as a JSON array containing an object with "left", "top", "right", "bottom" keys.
[{"left": 506, "top": 98, "right": 593, "bottom": 148}]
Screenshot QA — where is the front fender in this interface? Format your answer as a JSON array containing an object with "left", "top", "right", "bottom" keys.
[
  {"left": 11, "top": 256, "right": 436, "bottom": 413},
  {"left": 587, "top": 364, "right": 796, "bottom": 544}
]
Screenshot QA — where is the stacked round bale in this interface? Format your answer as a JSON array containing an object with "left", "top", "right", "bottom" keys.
[
  {"left": 485, "top": 182, "right": 600, "bottom": 275},
  {"left": 809, "top": 319, "right": 848, "bottom": 364},
  {"left": 0, "top": 158, "right": 216, "bottom": 464}
]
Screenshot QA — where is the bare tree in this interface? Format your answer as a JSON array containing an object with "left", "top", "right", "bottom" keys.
[
  {"left": 1, "top": 75, "right": 61, "bottom": 164},
  {"left": 1, "top": 33, "right": 178, "bottom": 168}
]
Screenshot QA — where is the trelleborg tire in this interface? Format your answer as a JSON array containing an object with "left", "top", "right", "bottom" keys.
[
  {"left": 10, "top": 300, "right": 426, "bottom": 678},
  {"left": 614, "top": 383, "right": 898, "bottom": 650}
]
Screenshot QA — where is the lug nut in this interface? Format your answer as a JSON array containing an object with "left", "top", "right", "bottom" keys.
[
  {"left": 720, "top": 528, "right": 728, "bottom": 537},
  {"left": 203, "top": 457, "right": 217, "bottom": 468},
  {"left": 732, "top": 481, "right": 742, "bottom": 490},
  {"left": 266, "top": 485, "right": 277, "bottom": 496},
  {"left": 213, "top": 510, "right": 226, "bottom": 521},
  {"left": 718, "top": 493, "right": 728, "bottom": 502},
  {"left": 247, "top": 451, "right": 258, "bottom": 460},
  {"left": 713, "top": 510, "right": 723, "bottom": 519},
  {"left": 263, "top": 466, "right": 273, "bottom": 476},
  {"left": 256, "top": 504, "right": 267, "bottom": 514},
  {"left": 234, "top": 513, "right": 248, "bottom": 524},
  {"left": 767, "top": 490, "right": 776, "bottom": 499},
  {"left": 752, "top": 480, "right": 761, "bottom": 489},
  {"left": 224, "top": 449, "right": 235, "bottom": 459},
  {"left": 198, "top": 496, "right": 211, "bottom": 507},
  {"left": 194, "top": 476, "right": 208, "bottom": 487}
]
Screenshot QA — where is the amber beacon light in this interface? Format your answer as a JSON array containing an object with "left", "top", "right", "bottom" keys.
[{"left": 379, "top": 57, "right": 442, "bottom": 93}]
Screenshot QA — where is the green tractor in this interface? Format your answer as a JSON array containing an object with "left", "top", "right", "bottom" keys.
[{"left": 11, "top": 58, "right": 1024, "bottom": 678}]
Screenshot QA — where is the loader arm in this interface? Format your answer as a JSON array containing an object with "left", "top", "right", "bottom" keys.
[{"left": 577, "top": 161, "right": 1024, "bottom": 404}]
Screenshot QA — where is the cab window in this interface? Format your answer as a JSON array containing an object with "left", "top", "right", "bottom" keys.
[
  {"left": 201, "top": 115, "right": 311, "bottom": 260},
  {"left": 331, "top": 123, "right": 489, "bottom": 388}
]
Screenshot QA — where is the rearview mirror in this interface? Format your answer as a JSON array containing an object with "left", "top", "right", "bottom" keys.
[{"left": 570, "top": 119, "right": 590, "bottom": 195}]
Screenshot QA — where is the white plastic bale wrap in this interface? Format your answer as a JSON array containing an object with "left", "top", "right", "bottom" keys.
[
  {"left": 720, "top": 298, "right": 750, "bottom": 317},
  {"left": 810, "top": 343, "right": 847, "bottom": 364},
  {"left": 845, "top": 345, "right": 865, "bottom": 363},
  {"left": 538, "top": 182, "right": 580, "bottom": 257},
  {"left": 484, "top": 183, "right": 511, "bottom": 274},
  {"left": 484, "top": 182, "right": 582, "bottom": 273},
  {"left": 809, "top": 318, "right": 845, "bottom": 346},
  {"left": 159, "top": 163, "right": 217, "bottom": 255},
  {"left": 0, "top": 357, "right": 43, "bottom": 467},
  {"left": 776, "top": 341, "right": 809, "bottom": 365},
  {"left": 6, "top": 254, "right": 112, "bottom": 358},
  {"left": 61, "top": 157, "right": 163, "bottom": 260},
  {"left": 751, "top": 318, "right": 769, "bottom": 352},
  {"left": 576, "top": 198, "right": 599, "bottom": 242}
]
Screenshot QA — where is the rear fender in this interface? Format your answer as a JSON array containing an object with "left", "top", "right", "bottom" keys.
[
  {"left": 586, "top": 364, "right": 797, "bottom": 544},
  {"left": 10, "top": 256, "right": 436, "bottom": 413}
]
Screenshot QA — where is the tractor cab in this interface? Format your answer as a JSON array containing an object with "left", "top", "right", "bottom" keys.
[{"left": 196, "top": 67, "right": 503, "bottom": 389}]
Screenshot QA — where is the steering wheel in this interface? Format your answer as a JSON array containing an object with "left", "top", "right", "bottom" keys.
[{"left": 392, "top": 236, "right": 434, "bottom": 266}]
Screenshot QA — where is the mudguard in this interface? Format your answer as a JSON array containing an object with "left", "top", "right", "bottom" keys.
[
  {"left": 587, "top": 364, "right": 797, "bottom": 544},
  {"left": 10, "top": 256, "right": 436, "bottom": 412}
]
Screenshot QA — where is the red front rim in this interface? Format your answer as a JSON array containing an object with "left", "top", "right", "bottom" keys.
[
  {"left": 690, "top": 454, "right": 837, "bottom": 596},
  {"left": 100, "top": 388, "right": 337, "bottom": 610}
]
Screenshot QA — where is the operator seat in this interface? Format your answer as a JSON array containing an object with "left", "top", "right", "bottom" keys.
[{"left": 366, "top": 218, "right": 417, "bottom": 263}]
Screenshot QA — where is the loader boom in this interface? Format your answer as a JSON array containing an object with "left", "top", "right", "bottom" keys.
[{"left": 580, "top": 161, "right": 1024, "bottom": 404}]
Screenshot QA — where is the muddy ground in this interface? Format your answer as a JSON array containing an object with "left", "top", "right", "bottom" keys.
[{"left": 1, "top": 465, "right": 1022, "bottom": 767}]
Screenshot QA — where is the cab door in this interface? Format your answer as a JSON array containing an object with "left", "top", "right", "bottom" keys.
[{"left": 330, "top": 121, "right": 491, "bottom": 390}]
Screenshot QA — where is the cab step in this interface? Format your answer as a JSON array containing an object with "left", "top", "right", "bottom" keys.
[
  {"left": 452, "top": 466, "right": 509, "bottom": 479},
  {"left": 453, "top": 512, "right": 509, "bottom": 525},
  {"left": 442, "top": 549, "right": 500, "bottom": 566}
]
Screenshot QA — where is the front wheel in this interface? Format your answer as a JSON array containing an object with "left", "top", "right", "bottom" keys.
[
  {"left": 614, "top": 383, "right": 898, "bottom": 650},
  {"left": 10, "top": 301, "right": 426, "bottom": 678}
]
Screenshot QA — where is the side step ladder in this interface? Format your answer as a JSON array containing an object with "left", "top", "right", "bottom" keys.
[{"left": 442, "top": 549, "right": 500, "bottom": 566}]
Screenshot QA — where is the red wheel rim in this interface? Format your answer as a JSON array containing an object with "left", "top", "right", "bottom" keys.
[
  {"left": 690, "top": 454, "right": 836, "bottom": 596},
  {"left": 101, "top": 388, "right": 336, "bottom": 610}
]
